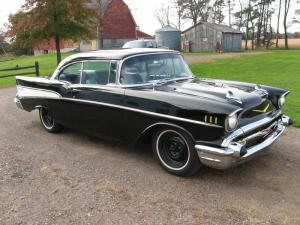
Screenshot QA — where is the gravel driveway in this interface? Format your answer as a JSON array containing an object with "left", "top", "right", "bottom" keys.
[{"left": 0, "top": 87, "right": 299, "bottom": 225}]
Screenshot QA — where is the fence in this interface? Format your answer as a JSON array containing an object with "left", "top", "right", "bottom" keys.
[{"left": 0, "top": 61, "right": 39, "bottom": 78}]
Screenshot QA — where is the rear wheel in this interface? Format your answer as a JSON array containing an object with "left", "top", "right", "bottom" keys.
[
  {"left": 39, "top": 107, "right": 62, "bottom": 133},
  {"left": 152, "top": 128, "right": 201, "bottom": 176}
]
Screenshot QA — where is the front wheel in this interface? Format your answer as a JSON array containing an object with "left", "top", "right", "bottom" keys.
[
  {"left": 39, "top": 107, "right": 62, "bottom": 133},
  {"left": 152, "top": 128, "right": 201, "bottom": 176}
]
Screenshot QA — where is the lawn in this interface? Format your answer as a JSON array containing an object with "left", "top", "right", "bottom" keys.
[
  {"left": 190, "top": 50, "right": 300, "bottom": 127},
  {"left": 0, "top": 50, "right": 299, "bottom": 127},
  {"left": 0, "top": 52, "right": 73, "bottom": 87}
]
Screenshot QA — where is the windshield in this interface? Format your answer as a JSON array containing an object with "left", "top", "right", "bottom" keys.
[
  {"left": 123, "top": 41, "right": 147, "bottom": 48},
  {"left": 120, "top": 54, "right": 193, "bottom": 85}
]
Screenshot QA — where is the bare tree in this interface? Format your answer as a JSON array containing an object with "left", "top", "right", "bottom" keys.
[
  {"left": 227, "top": 0, "right": 235, "bottom": 26},
  {"left": 233, "top": 0, "right": 244, "bottom": 31},
  {"left": 244, "top": 1, "right": 252, "bottom": 50},
  {"left": 275, "top": 0, "right": 282, "bottom": 48},
  {"left": 283, "top": 0, "right": 291, "bottom": 49},
  {"left": 212, "top": 0, "right": 226, "bottom": 24},
  {"left": 173, "top": 0, "right": 184, "bottom": 29},
  {"left": 179, "top": 0, "right": 211, "bottom": 25},
  {"left": 154, "top": 4, "right": 171, "bottom": 27}
]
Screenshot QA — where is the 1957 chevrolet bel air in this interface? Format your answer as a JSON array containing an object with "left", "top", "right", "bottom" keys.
[{"left": 15, "top": 48, "right": 293, "bottom": 176}]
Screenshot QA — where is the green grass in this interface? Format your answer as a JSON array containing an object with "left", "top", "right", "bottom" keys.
[
  {"left": 0, "top": 52, "right": 73, "bottom": 86},
  {"left": 190, "top": 50, "right": 300, "bottom": 127}
]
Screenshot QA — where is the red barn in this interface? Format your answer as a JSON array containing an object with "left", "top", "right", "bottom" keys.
[
  {"left": 34, "top": 0, "right": 152, "bottom": 54},
  {"left": 81, "top": 0, "right": 152, "bottom": 50}
]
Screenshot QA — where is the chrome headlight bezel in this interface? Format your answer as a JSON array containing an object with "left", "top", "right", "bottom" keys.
[
  {"left": 278, "top": 95, "right": 286, "bottom": 109},
  {"left": 225, "top": 113, "right": 238, "bottom": 132}
]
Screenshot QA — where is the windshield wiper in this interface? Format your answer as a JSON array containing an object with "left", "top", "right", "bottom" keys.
[{"left": 151, "top": 77, "right": 194, "bottom": 86}]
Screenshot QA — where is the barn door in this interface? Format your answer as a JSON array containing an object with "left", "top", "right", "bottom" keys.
[{"left": 222, "top": 34, "right": 234, "bottom": 52}]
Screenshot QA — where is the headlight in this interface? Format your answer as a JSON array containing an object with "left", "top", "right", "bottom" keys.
[
  {"left": 278, "top": 95, "right": 286, "bottom": 108},
  {"left": 226, "top": 114, "right": 238, "bottom": 132}
]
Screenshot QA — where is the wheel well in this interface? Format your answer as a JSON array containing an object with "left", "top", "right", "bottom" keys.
[{"left": 136, "top": 123, "right": 195, "bottom": 145}]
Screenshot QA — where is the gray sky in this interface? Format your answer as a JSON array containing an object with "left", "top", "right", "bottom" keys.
[{"left": 0, "top": 0, "right": 299, "bottom": 34}]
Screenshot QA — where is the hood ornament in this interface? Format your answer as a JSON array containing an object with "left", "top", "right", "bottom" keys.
[{"left": 226, "top": 91, "right": 242, "bottom": 104}]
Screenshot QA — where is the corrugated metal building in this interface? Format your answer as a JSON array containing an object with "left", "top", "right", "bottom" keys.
[
  {"left": 182, "top": 22, "right": 242, "bottom": 52},
  {"left": 155, "top": 25, "right": 181, "bottom": 51}
]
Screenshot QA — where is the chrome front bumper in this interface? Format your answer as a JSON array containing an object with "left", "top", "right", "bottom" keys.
[
  {"left": 14, "top": 97, "right": 23, "bottom": 110},
  {"left": 195, "top": 115, "right": 292, "bottom": 169}
]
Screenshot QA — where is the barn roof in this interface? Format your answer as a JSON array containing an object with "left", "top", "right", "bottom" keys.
[
  {"left": 89, "top": 0, "right": 113, "bottom": 16},
  {"left": 183, "top": 22, "right": 242, "bottom": 34}
]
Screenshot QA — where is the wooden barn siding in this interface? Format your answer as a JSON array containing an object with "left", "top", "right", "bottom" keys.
[
  {"left": 222, "top": 33, "right": 242, "bottom": 52},
  {"left": 183, "top": 24, "right": 222, "bottom": 52},
  {"left": 183, "top": 24, "right": 242, "bottom": 52}
]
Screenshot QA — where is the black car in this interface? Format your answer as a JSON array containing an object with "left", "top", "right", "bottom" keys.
[{"left": 15, "top": 48, "right": 292, "bottom": 176}]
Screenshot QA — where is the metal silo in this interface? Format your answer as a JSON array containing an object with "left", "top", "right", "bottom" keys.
[{"left": 155, "top": 25, "right": 181, "bottom": 51}]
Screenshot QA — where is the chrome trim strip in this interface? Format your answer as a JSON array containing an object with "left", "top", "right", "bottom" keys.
[
  {"left": 16, "top": 86, "right": 222, "bottom": 128},
  {"left": 60, "top": 97, "right": 222, "bottom": 128},
  {"left": 230, "top": 108, "right": 243, "bottom": 117},
  {"left": 16, "top": 86, "right": 62, "bottom": 98}
]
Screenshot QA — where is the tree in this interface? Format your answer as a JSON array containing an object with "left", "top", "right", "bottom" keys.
[
  {"left": 244, "top": 1, "right": 253, "bottom": 50},
  {"left": 6, "top": 11, "right": 34, "bottom": 55},
  {"left": 173, "top": 0, "right": 185, "bottom": 29},
  {"left": 233, "top": 0, "right": 244, "bottom": 31},
  {"left": 0, "top": 29, "right": 4, "bottom": 41},
  {"left": 154, "top": 4, "right": 171, "bottom": 27},
  {"left": 275, "top": 0, "right": 282, "bottom": 48},
  {"left": 94, "top": 0, "right": 105, "bottom": 50},
  {"left": 212, "top": 0, "right": 226, "bottom": 24},
  {"left": 283, "top": 0, "right": 291, "bottom": 49},
  {"left": 227, "top": 0, "right": 235, "bottom": 26},
  {"left": 178, "top": 0, "right": 211, "bottom": 25},
  {"left": 6, "top": 0, "right": 95, "bottom": 65}
]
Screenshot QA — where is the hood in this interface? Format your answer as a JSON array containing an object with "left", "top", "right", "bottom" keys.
[{"left": 155, "top": 78, "right": 268, "bottom": 110}]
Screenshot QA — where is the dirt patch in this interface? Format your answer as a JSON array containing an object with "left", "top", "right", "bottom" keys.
[{"left": 0, "top": 87, "right": 299, "bottom": 225}]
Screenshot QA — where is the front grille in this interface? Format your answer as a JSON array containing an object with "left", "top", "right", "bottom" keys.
[
  {"left": 242, "top": 100, "right": 275, "bottom": 118},
  {"left": 234, "top": 118, "right": 280, "bottom": 149}
]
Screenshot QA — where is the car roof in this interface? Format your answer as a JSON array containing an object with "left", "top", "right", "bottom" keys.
[{"left": 59, "top": 48, "right": 179, "bottom": 68}]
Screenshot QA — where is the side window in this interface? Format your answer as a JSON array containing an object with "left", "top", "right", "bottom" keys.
[
  {"left": 81, "top": 61, "right": 111, "bottom": 85},
  {"left": 58, "top": 62, "right": 82, "bottom": 84}
]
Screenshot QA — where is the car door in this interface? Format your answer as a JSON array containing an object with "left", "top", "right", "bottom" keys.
[
  {"left": 48, "top": 62, "right": 83, "bottom": 127},
  {"left": 68, "top": 60, "right": 126, "bottom": 140}
]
